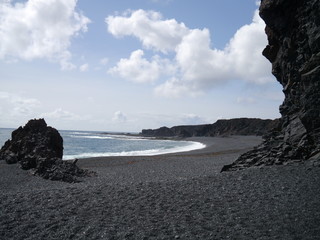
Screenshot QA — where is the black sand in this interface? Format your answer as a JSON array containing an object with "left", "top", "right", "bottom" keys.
[{"left": 1, "top": 136, "right": 320, "bottom": 239}]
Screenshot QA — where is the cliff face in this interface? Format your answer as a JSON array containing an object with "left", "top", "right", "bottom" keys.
[
  {"left": 141, "top": 118, "right": 279, "bottom": 138},
  {"left": 223, "top": 0, "right": 320, "bottom": 170}
]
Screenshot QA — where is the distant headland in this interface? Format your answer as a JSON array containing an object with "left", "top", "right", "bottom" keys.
[{"left": 140, "top": 118, "right": 279, "bottom": 138}]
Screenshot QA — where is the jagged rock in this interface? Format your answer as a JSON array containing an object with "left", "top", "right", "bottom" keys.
[
  {"left": 141, "top": 118, "right": 279, "bottom": 138},
  {"left": 0, "top": 119, "right": 63, "bottom": 166},
  {"left": 0, "top": 119, "right": 91, "bottom": 182},
  {"left": 222, "top": 0, "right": 320, "bottom": 171}
]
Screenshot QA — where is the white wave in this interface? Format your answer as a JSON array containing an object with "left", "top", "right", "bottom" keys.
[
  {"left": 70, "top": 134, "right": 150, "bottom": 141},
  {"left": 109, "top": 135, "right": 148, "bottom": 140},
  {"left": 69, "top": 131, "right": 92, "bottom": 135},
  {"left": 63, "top": 141, "right": 206, "bottom": 160},
  {"left": 71, "top": 135, "right": 114, "bottom": 140}
]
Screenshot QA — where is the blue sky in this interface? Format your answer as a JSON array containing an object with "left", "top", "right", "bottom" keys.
[{"left": 0, "top": 0, "right": 283, "bottom": 132}]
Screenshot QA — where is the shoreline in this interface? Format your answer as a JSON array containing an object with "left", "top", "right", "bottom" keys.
[
  {"left": 63, "top": 137, "right": 207, "bottom": 160},
  {"left": 61, "top": 133, "right": 210, "bottom": 160},
  {"left": 73, "top": 135, "right": 263, "bottom": 185},
  {"left": 73, "top": 135, "right": 263, "bottom": 160}
]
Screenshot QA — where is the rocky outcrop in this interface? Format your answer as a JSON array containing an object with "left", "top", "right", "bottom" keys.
[
  {"left": 141, "top": 118, "right": 279, "bottom": 138},
  {"left": 0, "top": 119, "right": 90, "bottom": 182},
  {"left": 222, "top": 0, "right": 320, "bottom": 171}
]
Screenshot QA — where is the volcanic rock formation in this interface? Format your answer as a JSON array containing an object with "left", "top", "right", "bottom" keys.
[
  {"left": 0, "top": 119, "right": 90, "bottom": 182},
  {"left": 222, "top": 0, "right": 320, "bottom": 171}
]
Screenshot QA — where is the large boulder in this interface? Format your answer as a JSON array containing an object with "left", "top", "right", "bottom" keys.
[
  {"left": 0, "top": 119, "right": 63, "bottom": 167},
  {"left": 222, "top": 0, "right": 320, "bottom": 171},
  {"left": 0, "top": 119, "right": 90, "bottom": 182}
]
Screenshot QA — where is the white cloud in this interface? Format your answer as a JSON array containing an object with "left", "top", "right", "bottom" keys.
[
  {"left": 108, "top": 49, "right": 162, "bottom": 83},
  {"left": 106, "top": 9, "right": 189, "bottom": 53},
  {"left": 0, "top": 91, "right": 41, "bottom": 126},
  {"left": 226, "top": 11, "right": 272, "bottom": 84},
  {"left": 0, "top": 0, "right": 90, "bottom": 69},
  {"left": 112, "top": 111, "right": 127, "bottom": 122},
  {"left": 0, "top": 91, "right": 41, "bottom": 116},
  {"left": 79, "top": 63, "right": 89, "bottom": 72},
  {"left": 154, "top": 77, "right": 201, "bottom": 98},
  {"left": 107, "top": 9, "right": 273, "bottom": 98},
  {"left": 174, "top": 28, "right": 232, "bottom": 90}
]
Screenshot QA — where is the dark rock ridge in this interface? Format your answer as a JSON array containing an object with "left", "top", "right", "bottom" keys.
[
  {"left": 222, "top": 0, "right": 320, "bottom": 171},
  {"left": 141, "top": 118, "right": 279, "bottom": 138},
  {"left": 0, "top": 119, "right": 90, "bottom": 182}
]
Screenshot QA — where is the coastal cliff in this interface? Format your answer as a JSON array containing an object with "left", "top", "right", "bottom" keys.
[
  {"left": 141, "top": 118, "right": 279, "bottom": 138},
  {"left": 223, "top": 0, "right": 320, "bottom": 170}
]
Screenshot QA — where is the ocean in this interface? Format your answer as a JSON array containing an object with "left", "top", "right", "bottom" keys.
[{"left": 0, "top": 128, "right": 205, "bottom": 160}]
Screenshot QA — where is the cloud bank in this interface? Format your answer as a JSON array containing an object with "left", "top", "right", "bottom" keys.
[
  {"left": 0, "top": 0, "right": 90, "bottom": 69},
  {"left": 106, "top": 9, "right": 272, "bottom": 97}
]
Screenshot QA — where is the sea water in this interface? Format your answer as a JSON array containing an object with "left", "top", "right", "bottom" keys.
[{"left": 0, "top": 128, "right": 205, "bottom": 160}]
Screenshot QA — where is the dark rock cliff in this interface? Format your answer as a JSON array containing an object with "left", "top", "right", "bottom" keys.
[
  {"left": 141, "top": 118, "right": 279, "bottom": 138},
  {"left": 222, "top": 0, "right": 320, "bottom": 171},
  {"left": 0, "top": 119, "right": 91, "bottom": 182}
]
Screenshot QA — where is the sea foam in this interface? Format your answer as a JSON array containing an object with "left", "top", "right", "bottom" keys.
[{"left": 63, "top": 141, "right": 205, "bottom": 160}]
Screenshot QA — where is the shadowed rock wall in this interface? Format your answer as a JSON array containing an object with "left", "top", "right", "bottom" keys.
[{"left": 222, "top": 0, "right": 320, "bottom": 171}]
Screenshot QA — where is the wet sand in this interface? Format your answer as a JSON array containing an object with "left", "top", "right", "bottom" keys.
[{"left": 1, "top": 136, "right": 320, "bottom": 239}]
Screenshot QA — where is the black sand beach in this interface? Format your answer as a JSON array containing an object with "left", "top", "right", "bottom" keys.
[{"left": 1, "top": 136, "right": 320, "bottom": 239}]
